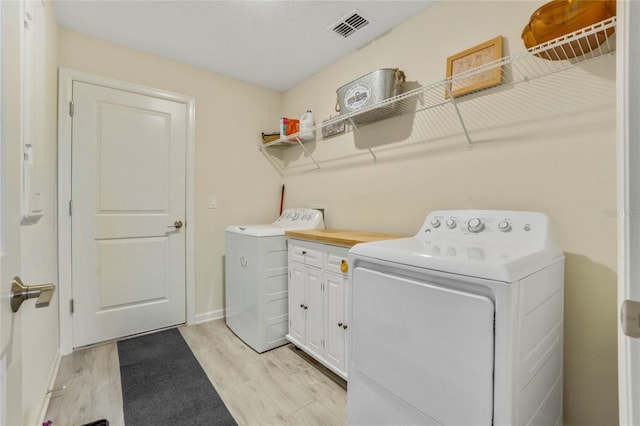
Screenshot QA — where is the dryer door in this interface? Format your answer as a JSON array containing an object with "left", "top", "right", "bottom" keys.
[{"left": 351, "top": 267, "right": 495, "bottom": 425}]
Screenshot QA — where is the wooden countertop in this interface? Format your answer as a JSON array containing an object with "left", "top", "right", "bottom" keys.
[{"left": 285, "top": 228, "right": 407, "bottom": 247}]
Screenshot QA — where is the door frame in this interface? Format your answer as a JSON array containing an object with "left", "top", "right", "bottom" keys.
[
  {"left": 57, "top": 68, "right": 196, "bottom": 355},
  {"left": 617, "top": 0, "right": 640, "bottom": 424}
]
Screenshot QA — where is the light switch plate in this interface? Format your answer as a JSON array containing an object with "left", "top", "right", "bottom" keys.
[{"left": 208, "top": 194, "right": 217, "bottom": 209}]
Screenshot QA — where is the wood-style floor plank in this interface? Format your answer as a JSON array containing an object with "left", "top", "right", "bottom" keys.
[
  {"left": 44, "top": 342, "right": 125, "bottom": 426},
  {"left": 45, "top": 319, "right": 347, "bottom": 426}
]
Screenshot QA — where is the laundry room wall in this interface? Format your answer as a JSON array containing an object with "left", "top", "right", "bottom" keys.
[
  {"left": 58, "top": 29, "right": 284, "bottom": 321},
  {"left": 281, "top": 1, "right": 617, "bottom": 425}
]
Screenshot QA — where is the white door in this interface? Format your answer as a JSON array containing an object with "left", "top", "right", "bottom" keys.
[
  {"left": 305, "top": 266, "right": 323, "bottom": 358},
  {"left": 289, "top": 261, "right": 306, "bottom": 344},
  {"left": 0, "top": 136, "right": 23, "bottom": 426},
  {"left": 1, "top": 1, "right": 23, "bottom": 420},
  {"left": 618, "top": 1, "right": 640, "bottom": 424},
  {"left": 71, "top": 81, "right": 187, "bottom": 347},
  {"left": 325, "top": 272, "right": 346, "bottom": 373}
]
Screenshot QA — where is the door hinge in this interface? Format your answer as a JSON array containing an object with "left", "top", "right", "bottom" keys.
[
  {"left": 70, "top": 298, "right": 74, "bottom": 314},
  {"left": 68, "top": 200, "right": 72, "bottom": 216},
  {"left": 69, "top": 101, "right": 74, "bottom": 117},
  {"left": 621, "top": 299, "right": 640, "bottom": 338}
]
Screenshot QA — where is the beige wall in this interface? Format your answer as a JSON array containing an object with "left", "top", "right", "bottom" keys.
[
  {"left": 57, "top": 29, "right": 283, "bottom": 318},
  {"left": 282, "top": 1, "right": 617, "bottom": 425}
]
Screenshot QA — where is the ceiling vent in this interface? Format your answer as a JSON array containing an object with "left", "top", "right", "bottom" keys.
[{"left": 331, "top": 10, "right": 370, "bottom": 38}]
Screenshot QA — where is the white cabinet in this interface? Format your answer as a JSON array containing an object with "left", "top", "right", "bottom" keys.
[
  {"left": 288, "top": 250, "right": 324, "bottom": 360},
  {"left": 287, "top": 239, "right": 349, "bottom": 379}
]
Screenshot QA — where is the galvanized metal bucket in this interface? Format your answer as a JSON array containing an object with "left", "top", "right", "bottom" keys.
[{"left": 336, "top": 68, "right": 406, "bottom": 125}]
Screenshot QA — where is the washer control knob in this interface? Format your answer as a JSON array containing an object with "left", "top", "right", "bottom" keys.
[
  {"left": 291, "top": 213, "right": 299, "bottom": 220},
  {"left": 498, "top": 220, "right": 512, "bottom": 232},
  {"left": 467, "top": 218, "right": 484, "bottom": 233},
  {"left": 430, "top": 219, "right": 441, "bottom": 228},
  {"left": 446, "top": 219, "right": 456, "bottom": 229}
]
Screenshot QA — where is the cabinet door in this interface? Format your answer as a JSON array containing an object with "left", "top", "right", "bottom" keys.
[
  {"left": 305, "top": 266, "right": 324, "bottom": 358},
  {"left": 289, "top": 262, "right": 306, "bottom": 344},
  {"left": 325, "top": 272, "right": 347, "bottom": 374}
]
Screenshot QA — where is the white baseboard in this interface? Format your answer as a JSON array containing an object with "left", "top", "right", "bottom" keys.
[
  {"left": 36, "top": 348, "right": 61, "bottom": 425},
  {"left": 193, "top": 308, "right": 225, "bottom": 324}
]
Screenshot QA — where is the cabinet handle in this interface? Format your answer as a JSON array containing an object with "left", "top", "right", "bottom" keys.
[
  {"left": 302, "top": 250, "right": 307, "bottom": 255},
  {"left": 338, "top": 322, "right": 343, "bottom": 327},
  {"left": 342, "top": 324, "right": 348, "bottom": 330},
  {"left": 303, "top": 305, "right": 308, "bottom": 310},
  {"left": 340, "top": 259, "right": 349, "bottom": 273},
  {"left": 300, "top": 304, "right": 305, "bottom": 309}
]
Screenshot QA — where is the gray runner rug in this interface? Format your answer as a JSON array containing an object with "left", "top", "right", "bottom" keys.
[{"left": 118, "top": 328, "right": 236, "bottom": 426}]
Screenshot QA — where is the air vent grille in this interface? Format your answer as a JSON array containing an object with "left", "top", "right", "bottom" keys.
[{"left": 331, "top": 11, "right": 370, "bottom": 38}]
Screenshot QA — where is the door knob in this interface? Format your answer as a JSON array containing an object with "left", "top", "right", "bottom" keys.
[
  {"left": 10, "top": 276, "right": 56, "bottom": 313},
  {"left": 167, "top": 220, "right": 183, "bottom": 229}
]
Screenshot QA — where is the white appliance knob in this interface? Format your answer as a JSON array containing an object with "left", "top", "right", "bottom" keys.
[
  {"left": 498, "top": 221, "right": 512, "bottom": 232},
  {"left": 446, "top": 219, "right": 456, "bottom": 229},
  {"left": 467, "top": 218, "right": 484, "bottom": 233},
  {"left": 430, "top": 219, "right": 441, "bottom": 228},
  {"left": 292, "top": 213, "right": 299, "bottom": 220}
]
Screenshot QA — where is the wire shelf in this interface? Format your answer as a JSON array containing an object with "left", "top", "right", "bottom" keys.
[{"left": 259, "top": 17, "right": 617, "bottom": 169}]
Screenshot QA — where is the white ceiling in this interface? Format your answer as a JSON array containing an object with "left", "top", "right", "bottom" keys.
[{"left": 53, "top": 1, "right": 435, "bottom": 92}]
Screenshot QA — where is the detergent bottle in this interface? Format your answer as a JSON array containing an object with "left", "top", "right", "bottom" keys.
[{"left": 299, "top": 110, "right": 315, "bottom": 141}]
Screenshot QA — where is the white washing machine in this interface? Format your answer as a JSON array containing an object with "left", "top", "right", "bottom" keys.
[
  {"left": 225, "top": 208, "right": 324, "bottom": 353},
  {"left": 347, "top": 210, "right": 564, "bottom": 426}
]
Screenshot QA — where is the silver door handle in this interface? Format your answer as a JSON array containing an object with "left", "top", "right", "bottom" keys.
[
  {"left": 10, "top": 276, "right": 56, "bottom": 313},
  {"left": 167, "top": 220, "right": 183, "bottom": 229}
]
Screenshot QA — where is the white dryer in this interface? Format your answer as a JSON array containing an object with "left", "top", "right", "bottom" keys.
[
  {"left": 348, "top": 210, "right": 564, "bottom": 426},
  {"left": 225, "top": 208, "right": 324, "bottom": 353}
]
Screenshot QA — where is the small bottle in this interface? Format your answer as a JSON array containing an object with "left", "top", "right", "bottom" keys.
[{"left": 299, "top": 110, "right": 315, "bottom": 141}]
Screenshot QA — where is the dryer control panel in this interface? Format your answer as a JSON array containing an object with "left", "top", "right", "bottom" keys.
[
  {"left": 420, "top": 210, "right": 547, "bottom": 238},
  {"left": 417, "top": 210, "right": 554, "bottom": 264},
  {"left": 351, "top": 209, "right": 562, "bottom": 283}
]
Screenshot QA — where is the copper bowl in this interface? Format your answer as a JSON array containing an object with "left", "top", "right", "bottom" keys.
[{"left": 521, "top": 0, "right": 616, "bottom": 60}]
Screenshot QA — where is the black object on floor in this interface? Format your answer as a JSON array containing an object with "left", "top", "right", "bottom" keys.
[
  {"left": 80, "top": 420, "right": 109, "bottom": 426},
  {"left": 118, "top": 328, "right": 236, "bottom": 426}
]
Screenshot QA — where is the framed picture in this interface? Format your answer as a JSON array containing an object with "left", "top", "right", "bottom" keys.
[{"left": 446, "top": 36, "right": 503, "bottom": 98}]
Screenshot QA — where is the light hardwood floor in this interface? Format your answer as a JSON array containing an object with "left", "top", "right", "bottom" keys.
[{"left": 44, "top": 320, "right": 347, "bottom": 426}]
